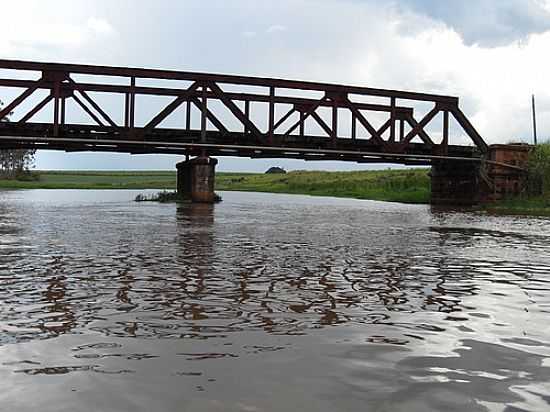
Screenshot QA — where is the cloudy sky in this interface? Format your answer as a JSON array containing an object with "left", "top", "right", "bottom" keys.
[{"left": 1, "top": 0, "right": 549, "bottom": 171}]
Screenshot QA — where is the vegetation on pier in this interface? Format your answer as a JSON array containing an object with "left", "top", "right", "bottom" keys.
[
  {"left": 134, "top": 191, "right": 184, "bottom": 203},
  {"left": 135, "top": 190, "right": 222, "bottom": 203}
]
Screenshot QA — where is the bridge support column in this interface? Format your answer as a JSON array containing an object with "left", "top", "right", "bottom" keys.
[
  {"left": 431, "top": 161, "right": 481, "bottom": 205},
  {"left": 176, "top": 156, "right": 218, "bottom": 203},
  {"left": 431, "top": 145, "right": 531, "bottom": 205},
  {"left": 479, "top": 144, "right": 530, "bottom": 202}
]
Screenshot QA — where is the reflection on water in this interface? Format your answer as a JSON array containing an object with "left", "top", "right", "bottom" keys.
[{"left": 0, "top": 190, "right": 550, "bottom": 411}]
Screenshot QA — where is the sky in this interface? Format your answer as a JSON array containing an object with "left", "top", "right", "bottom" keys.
[{"left": 1, "top": 0, "right": 550, "bottom": 171}]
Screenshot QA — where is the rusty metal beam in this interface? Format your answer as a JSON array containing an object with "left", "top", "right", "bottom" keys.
[
  {"left": 68, "top": 78, "right": 117, "bottom": 128},
  {"left": 342, "top": 98, "right": 384, "bottom": 145},
  {"left": 207, "top": 81, "right": 263, "bottom": 142},
  {"left": 18, "top": 94, "right": 53, "bottom": 124},
  {"left": 0, "top": 133, "right": 484, "bottom": 163},
  {"left": 0, "top": 59, "right": 488, "bottom": 159},
  {"left": 189, "top": 96, "right": 228, "bottom": 134},
  {"left": 0, "top": 79, "right": 44, "bottom": 119},
  {"left": 402, "top": 105, "right": 439, "bottom": 146},
  {"left": 71, "top": 94, "right": 105, "bottom": 126},
  {"left": 143, "top": 82, "right": 199, "bottom": 132},
  {"left": 0, "top": 59, "right": 460, "bottom": 104},
  {"left": 0, "top": 78, "right": 415, "bottom": 115},
  {"left": 310, "top": 111, "right": 333, "bottom": 137},
  {"left": 451, "top": 107, "right": 489, "bottom": 153},
  {"left": 284, "top": 98, "right": 327, "bottom": 137},
  {"left": 404, "top": 113, "right": 435, "bottom": 146},
  {"left": 273, "top": 107, "right": 295, "bottom": 131}
]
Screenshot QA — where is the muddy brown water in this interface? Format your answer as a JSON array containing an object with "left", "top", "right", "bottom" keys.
[{"left": 1, "top": 190, "right": 550, "bottom": 411}]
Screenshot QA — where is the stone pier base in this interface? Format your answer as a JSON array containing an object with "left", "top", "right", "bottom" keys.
[
  {"left": 431, "top": 160, "right": 481, "bottom": 205},
  {"left": 431, "top": 144, "right": 531, "bottom": 205},
  {"left": 176, "top": 156, "right": 218, "bottom": 203},
  {"left": 481, "top": 144, "right": 530, "bottom": 202}
]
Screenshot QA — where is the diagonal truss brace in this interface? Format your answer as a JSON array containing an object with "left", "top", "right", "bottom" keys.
[
  {"left": 207, "top": 81, "right": 263, "bottom": 142},
  {"left": 144, "top": 82, "right": 199, "bottom": 132}
]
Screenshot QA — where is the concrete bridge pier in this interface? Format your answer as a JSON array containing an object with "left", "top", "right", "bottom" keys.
[
  {"left": 431, "top": 160, "right": 482, "bottom": 205},
  {"left": 176, "top": 156, "right": 218, "bottom": 203}
]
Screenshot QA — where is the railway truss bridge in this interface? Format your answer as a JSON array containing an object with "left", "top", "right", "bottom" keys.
[{"left": 0, "top": 60, "right": 528, "bottom": 203}]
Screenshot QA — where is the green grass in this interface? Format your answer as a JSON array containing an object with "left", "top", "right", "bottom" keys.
[
  {"left": 480, "top": 196, "right": 550, "bottom": 216},
  {"left": 0, "top": 170, "right": 177, "bottom": 189},
  {"left": 3, "top": 169, "right": 550, "bottom": 214},
  {"left": 216, "top": 169, "right": 431, "bottom": 204},
  {"left": 0, "top": 169, "right": 432, "bottom": 204}
]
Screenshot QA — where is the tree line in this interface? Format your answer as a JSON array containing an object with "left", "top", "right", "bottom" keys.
[{"left": 0, "top": 99, "right": 36, "bottom": 179}]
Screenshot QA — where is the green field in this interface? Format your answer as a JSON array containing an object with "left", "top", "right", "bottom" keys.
[
  {"left": 0, "top": 169, "right": 432, "bottom": 204},
  {"left": 0, "top": 171, "right": 177, "bottom": 190},
  {"left": 216, "top": 169, "right": 431, "bottom": 203},
  {"left": 3, "top": 169, "right": 550, "bottom": 215}
]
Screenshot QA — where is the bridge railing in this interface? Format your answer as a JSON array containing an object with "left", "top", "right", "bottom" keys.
[{"left": 0, "top": 59, "right": 488, "bottom": 160}]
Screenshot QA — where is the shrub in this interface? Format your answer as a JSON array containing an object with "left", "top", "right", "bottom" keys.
[{"left": 527, "top": 143, "right": 550, "bottom": 196}]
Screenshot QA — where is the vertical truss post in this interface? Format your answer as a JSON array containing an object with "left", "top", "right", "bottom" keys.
[
  {"left": 185, "top": 100, "right": 191, "bottom": 131},
  {"left": 299, "top": 110, "right": 305, "bottom": 137},
  {"left": 442, "top": 110, "right": 449, "bottom": 153},
  {"left": 244, "top": 100, "right": 250, "bottom": 135},
  {"left": 61, "top": 97, "right": 66, "bottom": 126},
  {"left": 268, "top": 86, "right": 275, "bottom": 144},
  {"left": 124, "top": 92, "right": 130, "bottom": 128},
  {"left": 129, "top": 77, "right": 136, "bottom": 133},
  {"left": 399, "top": 118, "right": 404, "bottom": 142},
  {"left": 332, "top": 99, "right": 338, "bottom": 144},
  {"left": 201, "top": 84, "right": 207, "bottom": 142},
  {"left": 389, "top": 97, "right": 396, "bottom": 143},
  {"left": 53, "top": 80, "right": 60, "bottom": 136},
  {"left": 351, "top": 111, "right": 356, "bottom": 140}
]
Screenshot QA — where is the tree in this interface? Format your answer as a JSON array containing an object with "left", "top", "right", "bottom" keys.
[
  {"left": 0, "top": 99, "right": 36, "bottom": 178},
  {"left": 265, "top": 166, "right": 286, "bottom": 174}
]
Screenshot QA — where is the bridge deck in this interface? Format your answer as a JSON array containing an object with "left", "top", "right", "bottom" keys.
[{"left": 0, "top": 122, "right": 479, "bottom": 165}]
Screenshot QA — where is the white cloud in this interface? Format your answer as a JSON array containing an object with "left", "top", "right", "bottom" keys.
[
  {"left": 0, "top": 3, "right": 116, "bottom": 57},
  {"left": 87, "top": 17, "right": 115, "bottom": 36},
  {"left": 383, "top": 22, "right": 550, "bottom": 143},
  {"left": 247, "top": 2, "right": 550, "bottom": 144},
  {"left": 266, "top": 24, "right": 287, "bottom": 34},
  {"left": 0, "top": 0, "right": 548, "bottom": 170}
]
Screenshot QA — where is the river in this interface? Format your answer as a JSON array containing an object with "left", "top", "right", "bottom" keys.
[{"left": 0, "top": 190, "right": 549, "bottom": 411}]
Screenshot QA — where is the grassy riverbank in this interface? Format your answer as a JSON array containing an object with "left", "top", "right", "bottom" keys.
[
  {"left": 0, "top": 171, "right": 177, "bottom": 190},
  {"left": 3, "top": 169, "right": 550, "bottom": 215},
  {"left": 480, "top": 197, "right": 550, "bottom": 216},
  {"left": 0, "top": 169, "right": 432, "bottom": 203},
  {"left": 216, "top": 169, "right": 430, "bottom": 203},
  {"left": 481, "top": 143, "right": 550, "bottom": 217}
]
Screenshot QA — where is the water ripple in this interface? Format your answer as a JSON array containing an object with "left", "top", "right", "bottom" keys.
[{"left": 0, "top": 190, "right": 549, "bottom": 411}]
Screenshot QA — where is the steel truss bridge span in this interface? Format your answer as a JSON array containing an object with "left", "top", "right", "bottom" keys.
[{"left": 0, "top": 59, "right": 488, "bottom": 165}]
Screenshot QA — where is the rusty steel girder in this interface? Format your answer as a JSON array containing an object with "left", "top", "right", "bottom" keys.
[{"left": 0, "top": 59, "right": 488, "bottom": 164}]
